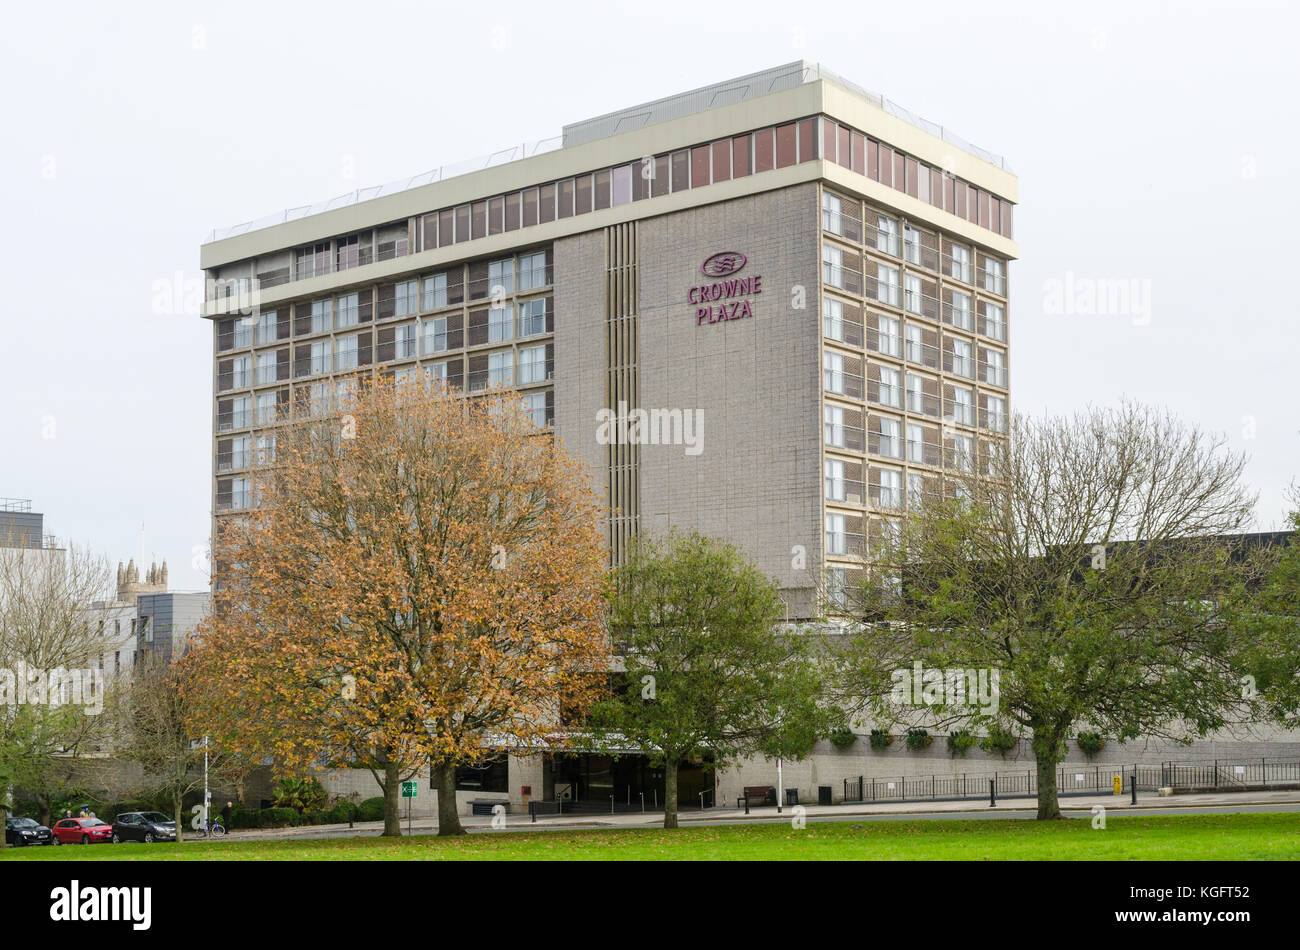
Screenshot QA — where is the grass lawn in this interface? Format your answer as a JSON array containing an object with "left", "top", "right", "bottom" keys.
[{"left": 2, "top": 812, "right": 1298, "bottom": 861}]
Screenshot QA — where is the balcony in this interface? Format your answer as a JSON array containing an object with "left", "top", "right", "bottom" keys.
[
  {"left": 822, "top": 263, "right": 863, "bottom": 295},
  {"left": 868, "top": 380, "right": 902, "bottom": 410},
  {"left": 905, "top": 339, "right": 940, "bottom": 370},
  {"left": 824, "top": 422, "right": 866, "bottom": 453},
  {"left": 822, "top": 209, "right": 862, "bottom": 243},
  {"left": 824, "top": 312, "right": 865, "bottom": 347},
  {"left": 869, "top": 483, "right": 904, "bottom": 511},
  {"left": 905, "top": 389, "right": 941, "bottom": 417},
  {"left": 980, "top": 362, "right": 1008, "bottom": 388},
  {"left": 824, "top": 366, "right": 865, "bottom": 400},
  {"left": 824, "top": 477, "right": 867, "bottom": 506},
  {"left": 903, "top": 238, "right": 939, "bottom": 272},
  {"left": 825, "top": 531, "right": 868, "bottom": 558},
  {"left": 868, "top": 432, "right": 904, "bottom": 460},
  {"left": 906, "top": 440, "right": 941, "bottom": 466}
]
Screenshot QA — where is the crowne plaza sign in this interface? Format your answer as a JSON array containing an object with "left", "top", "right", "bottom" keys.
[{"left": 690, "top": 251, "right": 763, "bottom": 325}]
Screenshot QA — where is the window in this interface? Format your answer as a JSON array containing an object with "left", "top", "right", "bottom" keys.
[
  {"left": 950, "top": 290, "right": 973, "bottom": 330},
  {"left": 950, "top": 386, "right": 974, "bottom": 425},
  {"left": 255, "top": 352, "right": 277, "bottom": 385},
  {"left": 904, "top": 225, "right": 922, "bottom": 265},
  {"left": 984, "top": 349, "right": 1006, "bottom": 387},
  {"left": 906, "top": 373, "right": 926, "bottom": 413},
  {"left": 823, "top": 297, "right": 844, "bottom": 342},
  {"left": 255, "top": 433, "right": 276, "bottom": 465},
  {"left": 951, "top": 434, "right": 975, "bottom": 472},
  {"left": 824, "top": 405, "right": 845, "bottom": 447},
  {"left": 908, "top": 472, "right": 926, "bottom": 508},
  {"left": 876, "top": 214, "right": 900, "bottom": 256},
  {"left": 311, "top": 300, "right": 331, "bottom": 334},
  {"left": 950, "top": 245, "right": 972, "bottom": 283},
  {"left": 907, "top": 423, "right": 926, "bottom": 463},
  {"left": 983, "top": 302, "right": 1006, "bottom": 341},
  {"left": 231, "top": 395, "right": 251, "bottom": 429},
  {"left": 518, "top": 345, "right": 548, "bottom": 384},
  {"left": 985, "top": 394, "right": 1007, "bottom": 433},
  {"left": 877, "top": 367, "right": 901, "bottom": 408},
  {"left": 335, "top": 334, "right": 359, "bottom": 371},
  {"left": 952, "top": 338, "right": 974, "bottom": 378},
  {"left": 519, "top": 252, "right": 548, "bottom": 290},
  {"left": 876, "top": 264, "right": 900, "bottom": 307},
  {"left": 984, "top": 258, "right": 1005, "bottom": 294},
  {"left": 423, "top": 317, "right": 450, "bottom": 355},
  {"left": 255, "top": 392, "right": 278, "bottom": 424},
  {"left": 876, "top": 468, "right": 902, "bottom": 510},
  {"left": 521, "top": 391, "right": 549, "bottom": 426},
  {"left": 519, "top": 298, "right": 549, "bottom": 336},
  {"left": 336, "top": 235, "right": 361, "bottom": 271},
  {"left": 233, "top": 318, "right": 252, "bottom": 348},
  {"left": 232, "top": 356, "right": 252, "bottom": 388},
  {"left": 876, "top": 417, "right": 902, "bottom": 459},
  {"left": 904, "top": 274, "right": 923, "bottom": 315},
  {"left": 824, "top": 352, "right": 845, "bottom": 394},
  {"left": 822, "top": 192, "right": 842, "bottom": 234},
  {"left": 905, "top": 325, "right": 924, "bottom": 364},
  {"left": 877, "top": 314, "right": 901, "bottom": 357},
  {"left": 822, "top": 244, "right": 844, "bottom": 289},
  {"left": 395, "top": 280, "right": 418, "bottom": 317},
  {"left": 394, "top": 324, "right": 417, "bottom": 359},
  {"left": 824, "top": 458, "right": 845, "bottom": 501},
  {"left": 488, "top": 351, "right": 512, "bottom": 387},
  {"left": 422, "top": 273, "right": 448, "bottom": 310},
  {"left": 255, "top": 311, "right": 278, "bottom": 344},
  {"left": 825, "top": 513, "right": 847, "bottom": 556},
  {"left": 611, "top": 164, "right": 632, "bottom": 206},
  {"left": 336, "top": 293, "right": 360, "bottom": 329},
  {"left": 230, "top": 435, "right": 250, "bottom": 470},
  {"left": 489, "top": 259, "right": 515, "bottom": 296},
  {"left": 309, "top": 340, "right": 331, "bottom": 375},
  {"left": 488, "top": 305, "right": 514, "bottom": 343},
  {"left": 231, "top": 476, "right": 251, "bottom": 511}
]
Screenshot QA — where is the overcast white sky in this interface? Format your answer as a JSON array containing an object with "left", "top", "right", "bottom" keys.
[{"left": 2, "top": 0, "right": 1296, "bottom": 589}]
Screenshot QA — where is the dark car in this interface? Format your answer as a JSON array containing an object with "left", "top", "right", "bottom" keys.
[
  {"left": 4, "top": 816, "right": 54, "bottom": 847},
  {"left": 52, "top": 817, "right": 113, "bottom": 845},
  {"left": 111, "top": 811, "right": 177, "bottom": 843}
]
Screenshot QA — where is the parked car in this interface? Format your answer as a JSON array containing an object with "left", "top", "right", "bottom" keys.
[
  {"left": 111, "top": 811, "right": 177, "bottom": 843},
  {"left": 4, "top": 816, "right": 53, "bottom": 846},
  {"left": 51, "top": 817, "right": 113, "bottom": 845}
]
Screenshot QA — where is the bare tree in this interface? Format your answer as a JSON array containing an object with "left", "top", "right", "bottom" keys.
[{"left": 0, "top": 542, "right": 116, "bottom": 825}]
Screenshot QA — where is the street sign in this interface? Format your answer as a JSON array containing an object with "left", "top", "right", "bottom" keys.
[{"left": 401, "top": 781, "right": 417, "bottom": 798}]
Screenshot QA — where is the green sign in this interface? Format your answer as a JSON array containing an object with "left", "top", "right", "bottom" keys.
[{"left": 401, "top": 781, "right": 417, "bottom": 798}]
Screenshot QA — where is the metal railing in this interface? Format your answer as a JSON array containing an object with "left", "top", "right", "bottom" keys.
[
  {"left": 0, "top": 498, "right": 33, "bottom": 513},
  {"left": 208, "top": 136, "right": 565, "bottom": 243}
]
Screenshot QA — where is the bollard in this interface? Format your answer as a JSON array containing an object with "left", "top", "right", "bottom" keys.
[
  {"left": 989, "top": 777, "right": 996, "bottom": 807},
  {"left": 743, "top": 791, "right": 750, "bottom": 815},
  {"left": 1130, "top": 769, "right": 1137, "bottom": 805}
]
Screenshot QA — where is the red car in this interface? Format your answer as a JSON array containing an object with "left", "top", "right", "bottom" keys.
[{"left": 51, "top": 817, "right": 113, "bottom": 845}]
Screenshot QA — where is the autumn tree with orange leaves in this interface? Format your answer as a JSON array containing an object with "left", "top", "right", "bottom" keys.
[{"left": 187, "top": 377, "right": 611, "bottom": 836}]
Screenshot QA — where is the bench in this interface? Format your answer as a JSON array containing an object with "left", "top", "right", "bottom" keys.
[
  {"left": 737, "top": 785, "right": 776, "bottom": 808},
  {"left": 469, "top": 800, "right": 507, "bottom": 817}
]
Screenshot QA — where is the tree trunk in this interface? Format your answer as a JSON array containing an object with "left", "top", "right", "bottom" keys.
[
  {"left": 663, "top": 758, "right": 679, "bottom": 829},
  {"left": 37, "top": 797, "right": 51, "bottom": 828},
  {"left": 174, "top": 792, "right": 185, "bottom": 843},
  {"left": 433, "top": 760, "right": 465, "bottom": 836},
  {"left": 1032, "top": 726, "right": 1065, "bottom": 820},
  {"left": 382, "top": 758, "right": 402, "bottom": 837}
]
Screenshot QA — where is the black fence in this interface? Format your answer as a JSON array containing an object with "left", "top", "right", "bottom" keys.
[{"left": 840, "top": 757, "right": 1300, "bottom": 806}]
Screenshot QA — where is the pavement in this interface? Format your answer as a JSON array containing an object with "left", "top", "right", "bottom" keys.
[{"left": 201, "top": 788, "right": 1300, "bottom": 842}]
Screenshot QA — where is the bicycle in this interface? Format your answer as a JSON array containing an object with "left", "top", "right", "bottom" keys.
[{"left": 191, "top": 817, "right": 227, "bottom": 838}]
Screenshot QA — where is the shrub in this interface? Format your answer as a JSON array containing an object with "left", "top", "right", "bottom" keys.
[
  {"left": 1077, "top": 731, "right": 1105, "bottom": 758},
  {"left": 947, "top": 730, "right": 975, "bottom": 757},
  {"left": 357, "top": 797, "right": 386, "bottom": 822},
  {"left": 828, "top": 726, "right": 857, "bottom": 751},
  {"left": 271, "top": 776, "right": 328, "bottom": 813},
  {"left": 868, "top": 729, "right": 893, "bottom": 751},
  {"left": 905, "top": 728, "right": 932, "bottom": 751},
  {"left": 979, "top": 725, "right": 1018, "bottom": 757}
]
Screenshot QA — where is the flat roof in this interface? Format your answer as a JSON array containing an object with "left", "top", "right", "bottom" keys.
[{"left": 203, "top": 62, "right": 1013, "bottom": 251}]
